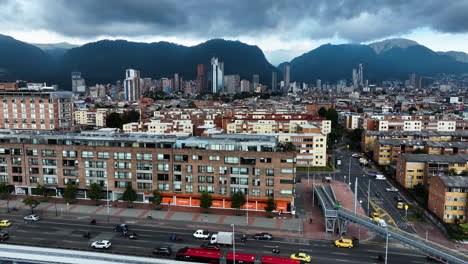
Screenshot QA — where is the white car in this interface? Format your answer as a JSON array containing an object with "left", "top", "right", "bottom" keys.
[
  {"left": 386, "top": 187, "right": 398, "bottom": 192},
  {"left": 193, "top": 229, "right": 211, "bottom": 239},
  {"left": 24, "top": 214, "right": 40, "bottom": 222},
  {"left": 91, "top": 240, "right": 112, "bottom": 249}
]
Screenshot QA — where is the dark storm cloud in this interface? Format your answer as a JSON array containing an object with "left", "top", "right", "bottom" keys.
[{"left": 1, "top": 0, "right": 468, "bottom": 42}]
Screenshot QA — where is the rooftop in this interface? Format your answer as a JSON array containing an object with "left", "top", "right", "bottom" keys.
[
  {"left": 402, "top": 153, "right": 468, "bottom": 163},
  {"left": 439, "top": 175, "right": 468, "bottom": 188}
]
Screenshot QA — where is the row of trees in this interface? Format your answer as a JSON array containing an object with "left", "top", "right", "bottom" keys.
[
  {"left": 105, "top": 110, "right": 140, "bottom": 129},
  {"left": 9, "top": 183, "right": 278, "bottom": 216}
]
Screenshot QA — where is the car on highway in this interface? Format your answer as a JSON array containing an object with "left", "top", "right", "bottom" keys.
[
  {"left": 0, "top": 231, "right": 9, "bottom": 241},
  {"left": 397, "top": 202, "right": 405, "bottom": 209},
  {"left": 23, "top": 214, "right": 40, "bottom": 222},
  {"left": 253, "top": 232, "right": 273, "bottom": 240},
  {"left": 91, "top": 240, "right": 111, "bottom": 249},
  {"left": 153, "top": 246, "right": 172, "bottom": 256},
  {"left": 200, "top": 243, "right": 220, "bottom": 251},
  {"left": 352, "top": 153, "right": 361, "bottom": 158},
  {"left": 0, "top": 220, "right": 12, "bottom": 227},
  {"left": 371, "top": 212, "right": 381, "bottom": 220},
  {"left": 375, "top": 219, "right": 388, "bottom": 227},
  {"left": 386, "top": 187, "right": 398, "bottom": 192},
  {"left": 290, "top": 252, "right": 311, "bottom": 263},
  {"left": 335, "top": 238, "right": 354, "bottom": 248},
  {"left": 193, "top": 229, "right": 211, "bottom": 239},
  {"left": 113, "top": 224, "right": 128, "bottom": 232}
]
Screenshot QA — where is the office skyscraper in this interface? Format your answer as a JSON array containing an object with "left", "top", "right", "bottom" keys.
[
  {"left": 197, "top": 64, "right": 206, "bottom": 93},
  {"left": 283, "top": 64, "right": 290, "bottom": 92},
  {"left": 211, "top": 57, "right": 224, "bottom": 94},
  {"left": 358, "top": 63, "right": 363, "bottom": 87},
  {"left": 173, "top": 73, "right": 180, "bottom": 93},
  {"left": 271, "top": 72, "right": 278, "bottom": 92},
  {"left": 124, "top": 69, "right": 141, "bottom": 101},
  {"left": 252, "top": 74, "right": 260, "bottom": 92}
]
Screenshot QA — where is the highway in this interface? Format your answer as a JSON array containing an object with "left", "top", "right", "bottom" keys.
[{"left": 0, "top": 213, "right": 431, "bottom": 264}]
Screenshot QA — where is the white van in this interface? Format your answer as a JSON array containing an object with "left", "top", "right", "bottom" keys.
[
  {"left": 376, "top": 219, "right": 387, "bottom": 227},
  {"left": 375, "top": 174, "right": 386, "bottom": 180}
]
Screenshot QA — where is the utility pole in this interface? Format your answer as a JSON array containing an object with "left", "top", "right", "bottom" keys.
[
  {"left": 246, "top": 192, "right": 249, "bottom": 226},
  {"left": 348, "top": 157, "right": 351, "bottom": 185},
  {"left": 106, "top": 180, "right": 110, "bottom": 223},
  {"left": 367, "top": 179, "right": 371, "bottom": 214},
  {"left": 231, "top": 224, "right": 235, "bottom": 263},
  {"left": 385, "top": 232, "right": 389, "bottom": 264},
  {"left": 354, "top": 177, "right": 358, "bottom": 215}
]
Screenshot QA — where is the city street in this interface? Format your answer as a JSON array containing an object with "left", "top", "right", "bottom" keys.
[
  {"left": 0, "top": 213, "right": 429, "bottom": 264},
  {"left": 296, "top": 148, "right": 414, "bottom": 234}
]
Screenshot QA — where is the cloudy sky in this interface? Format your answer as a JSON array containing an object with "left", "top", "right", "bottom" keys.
[{"left": 1, "top": 0, "right": 468, "bottom": 65}]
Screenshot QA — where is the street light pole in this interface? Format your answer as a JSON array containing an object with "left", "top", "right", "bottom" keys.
[
  {"left": 348, "top": 157, "right": 351, "bottom": 185},
  {"left": 231, "top": 224, "right": 235, "bottom": 263},
  {"left": 385, "top": 232, "right": 389, "bottom": 264},
  {"left": 354, "top": 177, "right": 358, "bottom": 215},
  {"left": 106, "top": 179, "right": 110, "bottom": 223},
  {"left": 307, "top": 163, "right": 310, "bottom": 185},
  {"left": 246, "top": 192, "right": 249, "bottom": 226},
  {"left": 367, "top": 179, "right": 370, "bottom": 214}
]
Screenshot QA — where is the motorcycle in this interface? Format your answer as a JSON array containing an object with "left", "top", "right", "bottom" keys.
[
  {"left": 129, "top": 233, "right": 138, "bottom": 239},
  {"left": 90, "top": 219, "right": 96, "bottom": 225},
  {"left": 377, "top": 255, "right": 385, "bottom": 262},
  {"left": 272, "top": 246, "right": 280, "bottom": 254}
]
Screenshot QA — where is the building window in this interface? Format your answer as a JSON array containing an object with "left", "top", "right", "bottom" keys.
[
  {"left": 62, "top": 150, "right": 77, "bottom": 158},
  {"left": 114, "top": 152, "right": 131, "bottom": 160},
  {"left": 114, "top": 162, "right": 131, "bottom": 169},
  {"left": 266, "top": 168, "right": 274, "bottom": 176},
  {"left": 209, "top": 155, "right": 220, "bottom": 161},
  {"left": 137, "top": 153, "right": 153, "bottom": 161},
  {"left": 224, "top": 156, "right": 239, "bottom": 164},
  {"left": 137, "top": 163, "right": 152, "bottom": 170},
  {"left": 254, "top": 168, "right": 261, "bottom": 176},
  {"left": 185, "top": 175, "right": 193, "bottom": 182},
  {"left": 266, "top": 179, "right": 274, "bottom": 186},
  {"left": 137, "top": 182, "right": 152, "bottom": 190},
  {"left": 156, "top": 154, "right": 170, "bottom": 161},
  {"left": 266, "top": 189, "right": 274, "bottom": 196},
  {"left": 174, "top": 155, "right": 188, "bottom": 162},
  {"left": 186, "top": 165, "right": 193, "bottom": 172},
  {"left": 27, "top": 149, "right": 38, "bottom": 156},
  {"left": 157, "top": 174, "right": 169, "bottom": 181},
  {"left": 12, "top": 157, "right": 22, "bottom": 165},
  {"left": 219, "top": 166, "right": 227, "bottom": 174},
  {"left": 281, "top": 168, "right": 294, "bottom": 174},
  {"left": 42, "top": 159, "right": 57, "bottom": 166},
  {"left": 198, "top": 166, "right": 207, "bottom": 173},
  {"left": 174, "top": 184, "right": 182, "bottom": 192},
  {"left": 219, "top": 186, "right": 227, "bottom": 195},
  {"left": 252, "top": 178, "right": 260, "bottom": 186},
  {"left": 157, "top": 164, "right": 169, "bottom": 171},
  {"left": 252, "top": 189, "right": 260, "bottom": 196},
  {"left": 97, "top": 152, "right": 110, "bottom": 159},
  {"left": 137, "top": 173, "right": 152, "bottom": 180},
  {"left": 114, "top": 171, "right": 131, "bottom": 179},
  {"left": 198, "top": 185, "right": 206, "bottom": 192},
  {"left": 260, "top": 157, "right": 271, "bottom": 163},
  {"left": 207, "top": 176, "right": 214, "bottom": 183},
  {"left": 158, "top": 184, "right": 170, "bottom": 191},
  {"left": 82, "top": 151, "right": 94, "bottom": 158},
  {"left": 198, "top": 176, "right": 206, "bottom": 183},
  {"left": 207, "top": 186, "right": 214, "bottom": 193},
  {"left": 115, "top": 181, "right": 132, "bottom": 188},
  {"left": 185, "top": 185, "right": 193, "bottom": 193}
]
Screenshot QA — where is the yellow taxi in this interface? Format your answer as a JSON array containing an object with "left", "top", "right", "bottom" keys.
[
  {"left": 335, "top": 238, "right": 354, "bottom": 248},
  {"left": 0, "top": 220, "right": 12, "bottom": 227},
  {"left": 371, "top": 212, "right": 381, "bottom": 220},
  {"left": 397, "top": 202, "right": 404, "bottom": 209},
  {"left": 290, "top": 252, "right": 311, "bottom": 263}
]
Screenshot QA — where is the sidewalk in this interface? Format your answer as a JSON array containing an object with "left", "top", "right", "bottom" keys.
[
  {"left": 411, "top": 221, "right": 468, "bottom": 252},
  {"left": 0, "top": 197, "right": 302, "bottom": 237}
]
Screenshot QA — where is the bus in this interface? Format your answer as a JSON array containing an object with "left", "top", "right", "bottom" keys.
[
  {"left": 175, "top": 247, "right": 221, "bottom": 264},
  {"left": 261, "top": 255, "right": 301, "bottom": 264},
  {"left": 226, "top": 252, "right": 256, "bottom": 264}
]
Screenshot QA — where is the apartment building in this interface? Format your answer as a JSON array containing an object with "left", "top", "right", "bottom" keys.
[
  {"left": 0, "top": 131, "right": 296, "bottom": 212},
  {"left": 0, "top": 91, "right": 74, "bottom": 130},
  {"left": 74, "top": 110, "right": 96, "bottom": 126},
  {"left": 362, "top": 131, "right": 468, "bottom": 152},
  {"left": 428, "top": 176, "right": 467, "bottom": 223},
  {"left": 123, "top": 121, "right": 194, "bottom": 135},
  {"left": 373, "top": 139, "right": 424, "bottom": 165},
  {"left": 396, "top": 154, "right": 468, "bottom": 189}
]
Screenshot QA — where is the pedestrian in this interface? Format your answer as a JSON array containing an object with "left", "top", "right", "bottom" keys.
[{"left": 309, "top": 218, "right": 313, "bottom": 224}]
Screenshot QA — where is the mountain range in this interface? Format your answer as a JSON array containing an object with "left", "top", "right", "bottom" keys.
[{"left": 0, "top": 34, "right": 468, "bottom": 89}]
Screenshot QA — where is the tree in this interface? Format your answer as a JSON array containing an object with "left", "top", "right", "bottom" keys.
[
  {"left": 122, "top": 110, "right": 140, "bottom": 123},
  {"left": 0, "top": 183, "right": 11, "bottom": 213},
  {"left": 188, "top": 101, "right": 197, "bottom": 108},
  {"left": 231, "top": 191, "right": 246, "bottom": 215},
  {"left": 408, "top": 106, "right": 418, "bottom": 114},
  {"left": 264, "top": 197, "right": 277, "bottom": 216},
  {"left": 200, "top": 191, "right": 213, "bottom": 212},
  {"left": 411, "top": 148, "right": 426, "bottom": 154},
  {"left": 23, "top": 197, "right": 39, "bottom": 214},
  {"left": 151, "top": 189, "right": 162, "bottom": 209},
  {"left": 106, "top": 112, "right": 123, "bottom": 128},
  {"left": 35, "top": 184, "right": 49, "bottom": 201},
  {"left": 448, "top": 168, "right": 458, "bottom": 176},
  {"left": 122, "top": 185, "right": 137, "bottom": 207},
  {"left": 88, "top": 183, "right": 103, "bottom": 205},
  {"left": 325, "top": 108, "right": 339, "bottom": 128},
  {"left": 318, "top": 107, "right": 327, "bottom": 117},
  {"left": 62, "top": 182, "right": 77, "bottom": 202}
]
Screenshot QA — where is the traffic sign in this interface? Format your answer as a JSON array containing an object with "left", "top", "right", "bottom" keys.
[{"left": 404, "top": 205, "right": 408, "bottom": 210}]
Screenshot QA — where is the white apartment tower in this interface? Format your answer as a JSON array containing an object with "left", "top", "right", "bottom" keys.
[
  {"left": 124, "top": 69, "right": 141, "bottom": 101},
  {"left": 211, "top": 57, "right": 224, "bottom": 94}
]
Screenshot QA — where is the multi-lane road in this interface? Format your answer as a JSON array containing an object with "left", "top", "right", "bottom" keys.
[
  {"left": 297, "top": 148, "right": 414, "bottom": 233},
  {"left": 0, "top": 212, "right": 430, "bottom": 264}
]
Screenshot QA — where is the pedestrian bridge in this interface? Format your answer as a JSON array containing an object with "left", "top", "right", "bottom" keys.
[{"left": 313, "top": 184, "right": 468, "bottom": 264}]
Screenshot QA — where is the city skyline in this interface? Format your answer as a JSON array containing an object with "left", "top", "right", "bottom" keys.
[{"left": 1, "top": 0, "right": 468, "bottom": 65}]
